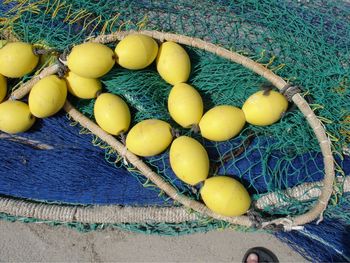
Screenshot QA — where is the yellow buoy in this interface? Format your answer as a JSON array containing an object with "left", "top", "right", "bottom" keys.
[
  {"left": 242, "top": 90, "right": 288, "bottom": 126},
  {"left": 29, "top": 75, "right": 67, "bottom": 118},
  {"left": 156, "top": 41, "right": 191, "bottom": 85},
  {"left": 67, "top": 42, "right": 115, "bottom": 78},
  {"left": 200, "top": 176, "right": 251, "bottom": 216},
  {"left": 169, "top": 136, "right": 209, "bottom": 185},
  {"left": 0, "top": 42, "right": 39, "bottom": 78},
  {"left": 168, "top": 83, "right": 203, "bottom": 128},
  {"left": 199, "top": 105, "right": 246, "bottom": 141},
  {"left": 94, "top": 93, "right": 131, "bottom": 135},
  {"left": 115, "top": 34, "right": 158, "bottom": 70},
  {"left": 126, "top": 119, "right": 173, "bottom": 157},
  {"left": 65, "top": 71, "right": 102, "bottom": 99},
  {"left": 0, "top": 74, "right": 7, "bottom": 102},
  {"left": 0, "top": 100, "right": 35, "bottom": 134}
]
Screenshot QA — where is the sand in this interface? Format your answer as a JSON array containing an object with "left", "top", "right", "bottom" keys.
[{"left": 0, "top": 220, "right": 307, "bottom": 262}]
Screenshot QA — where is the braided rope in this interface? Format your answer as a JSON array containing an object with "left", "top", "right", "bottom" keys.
[
  {"left": 0, "top": 196, "right": 199, "bottom": 223},
  {"left": 1, "top": 176, "right": 348, "bottom": 225}
]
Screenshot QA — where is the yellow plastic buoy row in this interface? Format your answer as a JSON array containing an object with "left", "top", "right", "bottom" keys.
[
  {"left": 0, "top": 34, "right": 289, "bottom": 217},
  {"left": 169, "top": 135, "right": 250, "bottom": 216},
  {"left": 167, "top": 134, "right": 251, "bottom": 216},
  {"left": 167, "top": 82, "right": 247, "bottom": 141},
  {"left": 66, "top": 34, "right": 191, "bottom": 89},
  {"left": 0, "top": 42, "right": 39, "bottom": 134},
  {"left": 167, "top": 85, "right": 287, "bottom": 141}
]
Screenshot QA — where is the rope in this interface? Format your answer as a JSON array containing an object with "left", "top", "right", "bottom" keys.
[
  {"left": 280, "top": 84, "right": 302, "bottom": 102},
  {"left": 0, "top": 177, "right": 348, "bottom": 227},
  {"left": 57, "top": 52, "right": 68, "bottom": 78},
  {"left": 255, "top": 176, "right": 350, "bottom": 210},
  {"left": 33, "top": 48, "right": 57, "bottom": 56},
  {"left": 0, "top": 196, "right": 199, "bottom": 223},
  {"left": 1, "top": 30, "right": 337, "bottom": 230}
]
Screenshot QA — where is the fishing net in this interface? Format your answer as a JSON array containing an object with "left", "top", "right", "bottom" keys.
[{"left": 0, "top": 0, "right": 350, "bottom": 260}]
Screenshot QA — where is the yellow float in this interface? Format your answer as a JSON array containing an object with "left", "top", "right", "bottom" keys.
[
  {"left": 199, "top": 105, "right": 246, "bottom": 141},
  {"left": 168, "top": 83, "right": 203, "bottom": 128},
  {"left": 94, "top": 93, "right": 131, "bottom": 135},
  {"left": 169, "top": 136, "right": 209, "bottom": 185},
  {"left": 242, "top": 90, "right": 288, "bottom": 126},
  {"left": 0, "top": 100, "right": 35, "bottom": 134},
  {"left": 0, "top": 42, "right": 39, "bottom": 78},
  {"left": 200, "top": 176, "right": 251, "bottom": 216},
  {"left": 29, "top": 75, "right": 67, "bottom": 118},
  {"left": 156, "top": 41, "right": 191, "bottom": 85},
  {"left": 67, "top": 42, "right": 115, "bottom": 78},
  {"left": 115, "top": 34, "right": 158, "bottom": 70},
  {"left": 126, "top": 119, "right": 173, "bottom": 157},
  {"left": 65, "top": 71, "right": 102, "bottom": 99}
]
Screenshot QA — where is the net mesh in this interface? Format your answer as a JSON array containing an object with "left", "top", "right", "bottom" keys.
[{"left": 1, "top": 0, "right": 350, "bottom": 220}]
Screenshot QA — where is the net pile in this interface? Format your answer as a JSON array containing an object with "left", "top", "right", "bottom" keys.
[{"left": 0, "top": 0, "right": 350, "bottom": 261}]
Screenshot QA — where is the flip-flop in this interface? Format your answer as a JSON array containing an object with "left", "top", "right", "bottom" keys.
[{"left": 242, "top": 247, "right": 279, "bottom": 263}]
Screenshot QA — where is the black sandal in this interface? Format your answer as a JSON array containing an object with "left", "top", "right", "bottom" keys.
[{"left": 242, "top": 247, "right": 279, "bottom": 263}]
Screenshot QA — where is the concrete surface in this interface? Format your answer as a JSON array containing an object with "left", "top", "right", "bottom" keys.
[{"left": 0, "top": 220, "right": 306, "bottom": 262}]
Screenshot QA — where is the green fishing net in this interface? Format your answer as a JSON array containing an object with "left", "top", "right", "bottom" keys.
[{"left": 1, "top": 0, "right": 350, "bottom": 231}]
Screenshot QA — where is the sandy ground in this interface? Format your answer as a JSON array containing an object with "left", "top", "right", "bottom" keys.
[{"left": 0, "top": 220, "right": 306, "bottom": 262}]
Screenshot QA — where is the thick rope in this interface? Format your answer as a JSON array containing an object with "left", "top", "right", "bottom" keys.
[
  {"left": 0, "top": 176, "right": 348, "bottom": 224},
  {"left": 255, "top": 176, "right": 350, "bottom": 210},
  {"left": 0, "top": 196, "right": 198, "bottom": 223}
]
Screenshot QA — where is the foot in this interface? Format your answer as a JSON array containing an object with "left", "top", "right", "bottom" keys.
[
  {"left": 242, "top": 247, "right": 279, "bottom": 263},
  {"left": 246, "top": 253, "right": 259, "bottom": 263}
]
